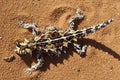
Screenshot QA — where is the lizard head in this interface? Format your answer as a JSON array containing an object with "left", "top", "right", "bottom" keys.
[{"left": 14, "top": 39, "right": 32, "bottom": 56}]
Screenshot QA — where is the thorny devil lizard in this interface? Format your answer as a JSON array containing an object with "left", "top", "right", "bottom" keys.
[{"left": 14, "top": 9, "right": 113, "bottom": 74}]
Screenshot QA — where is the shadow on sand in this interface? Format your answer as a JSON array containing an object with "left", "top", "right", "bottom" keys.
[{"left": 19, "top": 38, "right": 120, "bottom": 72}]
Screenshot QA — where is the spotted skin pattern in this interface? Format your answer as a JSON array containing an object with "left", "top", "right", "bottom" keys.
[{"left": 15, "top": 9, "right": 113, "bottom": 74}]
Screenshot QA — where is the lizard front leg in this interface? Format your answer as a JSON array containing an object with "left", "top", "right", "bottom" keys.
[
  {"left": 26, "top": 53, "right": 44, "bottom": 74},
  {"left": 19, "top": 21, "right": 39, "bottom": 36}
]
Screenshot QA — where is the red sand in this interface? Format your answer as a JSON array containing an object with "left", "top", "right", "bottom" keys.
[{"left": 0, "top": 0, "right": 120, "bottom": 80}]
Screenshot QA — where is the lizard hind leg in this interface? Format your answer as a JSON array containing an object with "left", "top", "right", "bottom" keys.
[
  {"left": 68, "top": 8, "right": 84, "bottom": 31},
  {"left": 68, "top": 41, "right": 88, "bottom": 56}
]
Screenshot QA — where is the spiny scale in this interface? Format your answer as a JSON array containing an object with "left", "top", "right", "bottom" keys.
[{"left": 15, "top": 8, "right": 113, "bottom": 74}]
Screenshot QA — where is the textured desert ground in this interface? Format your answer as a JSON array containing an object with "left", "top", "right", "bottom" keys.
[{"left": 0, "top": 0, "right": 120, "bottom": 80}]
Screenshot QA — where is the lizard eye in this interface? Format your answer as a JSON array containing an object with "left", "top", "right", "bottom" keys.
[{"left": 16, "top": 41, "right": 21, "bottom": 47}]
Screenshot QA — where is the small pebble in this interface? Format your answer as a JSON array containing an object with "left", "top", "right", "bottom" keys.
[
  {"left": 77, "top": 68, "right": 80, "bottom": 72},
  {"left": 3, "top": 54, "right": 15, "bottom": 62},
  {"left": 73, "top": 68, "right": 80, "bottom": 72},
  {"left": 110, "top": 66, "right": 113, "bottom": 71}
]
